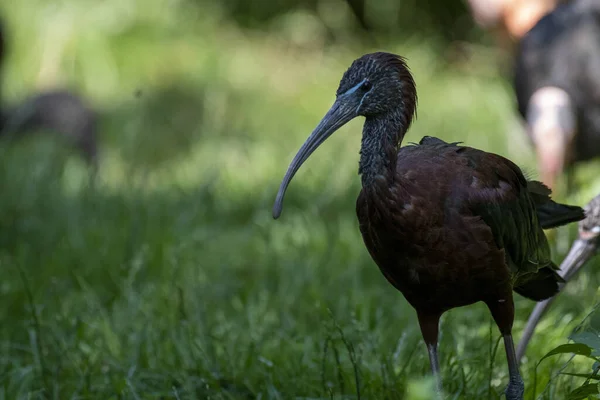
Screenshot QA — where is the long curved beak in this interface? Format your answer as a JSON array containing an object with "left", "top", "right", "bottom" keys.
[
  {"left": 516, "top": 237, "right": 598, "bottom": 361},
  {"left": 272, "top": 99, "right": 357, "bottom": 219}
]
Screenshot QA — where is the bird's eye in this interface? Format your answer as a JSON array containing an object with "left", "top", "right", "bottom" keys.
[{"left": 362, "top": 80, "right": 372, "bottom": 91}]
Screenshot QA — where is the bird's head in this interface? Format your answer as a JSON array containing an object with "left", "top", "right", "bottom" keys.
[
  {"left": 272, "top": 52, "right": 417, "bottom": 219},
  {"left": 559, "top": 194, "right": 600, "bottom": 281},
  {"left": 334, "top": 52, "right": 417, "bottom": 118}
]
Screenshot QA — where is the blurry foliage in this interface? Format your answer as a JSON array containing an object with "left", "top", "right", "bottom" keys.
[
  {"left": 103, "top": 84, "right": 207, "bottom": 173},
  {"left": 190, "top": 0, "right": 476, "bottom": 44},
  {"left": 535, "top": 303, "right": 600, "bottom": 399}
]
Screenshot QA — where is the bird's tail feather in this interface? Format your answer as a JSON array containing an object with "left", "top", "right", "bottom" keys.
[
  {"left": 536, "top": 201, "right": 585, "bottom": 229},
  {"left": 514, "top": 265, "right": 563, "bottom": 301},
  {"left": 527, "top": 180, "right": 585, "bottom": 229}
]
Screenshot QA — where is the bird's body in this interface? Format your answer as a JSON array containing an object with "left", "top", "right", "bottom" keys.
[
  {"left": 358, "top": 139, "right": 563, "bottom": 316},
  {"left": 517, "top": 192, "right": 600, "bottom": 361},
  {"left": 0, "top": 90, "right": 98, "bottom": 169},
  {"left": 273, "top": 52, "right": 585, "bottom": 399},
  {"left": 514, "top": 0, "right": 600, "bottom": 190}
]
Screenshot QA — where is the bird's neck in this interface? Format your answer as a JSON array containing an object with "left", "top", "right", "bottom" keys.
[{"left": 359, "top": 112, "right": 407, "bottom": 188}]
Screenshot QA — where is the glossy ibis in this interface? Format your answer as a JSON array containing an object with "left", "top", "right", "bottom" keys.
[
  {"left": 272, "top": 52, "right": 584, "bottom": 398},
  {"left": 516, "top": 192, "right": 600, "bottom": 361},
  {"left": 514, "top": 0, "right": 600, "bottom": 192},
  {"left": 0, "top": 90, "right": 99, "bottom": 171}
]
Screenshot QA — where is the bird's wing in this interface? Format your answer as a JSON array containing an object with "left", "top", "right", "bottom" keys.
[
  {"left": 443, "top": 142, "right": 554, "bottom": 280},
  {"left": 415, "top": 137, "right": 552, "bottom": 278}
]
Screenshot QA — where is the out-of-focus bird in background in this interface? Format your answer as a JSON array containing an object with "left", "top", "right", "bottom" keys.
[
  {"left": 0, "top": 90, "right": 99, "bottom": 170},
  {"left": 0, "top": 16, "right": 98, "bottom": 174},
  {"left": 513, "top": 0, "right": 600, "bottom": 192}
]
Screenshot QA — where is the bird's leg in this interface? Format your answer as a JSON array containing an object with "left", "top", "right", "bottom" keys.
[
  {"left": 417, "top": 312, "right": 443, "bottom": 397},
  {"left": 502, "top": 333, "right": 525, "bottom": 400},
  {"left": 486, "top": 298, "right": 524, "bottom": 400}
]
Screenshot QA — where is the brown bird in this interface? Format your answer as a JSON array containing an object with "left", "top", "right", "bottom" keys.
[
  {"left": 272, "top": 52, "right": 584, "bottom": 399},
  {"left": 516, "top": 192, "right": 600, "bottom": 361}
]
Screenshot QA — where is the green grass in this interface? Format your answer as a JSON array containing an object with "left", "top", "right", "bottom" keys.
[{"left": 1, "top": 0, "right": 600, "bottom": 399}]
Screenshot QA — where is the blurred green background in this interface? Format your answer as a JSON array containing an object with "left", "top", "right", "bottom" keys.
[{"left": 1, "top": 0, "right": 600, "bottom": 399}]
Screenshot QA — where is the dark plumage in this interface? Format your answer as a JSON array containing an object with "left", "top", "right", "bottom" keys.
[
  {"left": 273, "top": 52, "right": 584, "bottom": 399},
  {"left": 516, "top": 193, "right": 600, "bottom": 361},
  {"left": 514, "top": 0, "right": 600, "bottom": 191}
]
